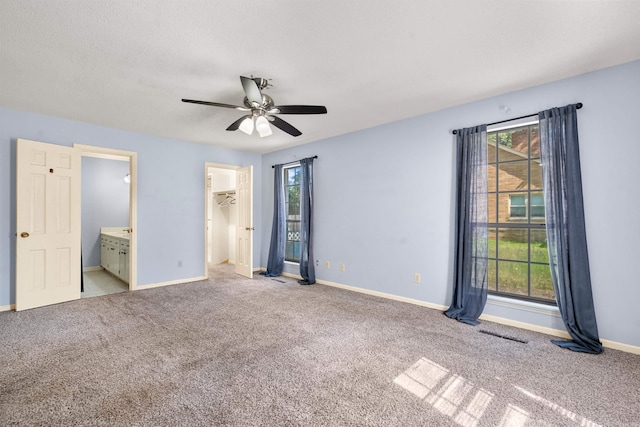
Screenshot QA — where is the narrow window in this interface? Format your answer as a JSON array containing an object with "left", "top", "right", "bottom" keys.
[
  {"left": 487, "top": 123, "right": 555, "bottom": 304},
  {"left": 284, "top": 165, "right": 301, "bottom": 262}
]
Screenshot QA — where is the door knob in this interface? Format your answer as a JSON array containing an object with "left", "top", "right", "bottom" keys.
[{"left": 20, "top": 232, "right": 29, "bottom": 238}]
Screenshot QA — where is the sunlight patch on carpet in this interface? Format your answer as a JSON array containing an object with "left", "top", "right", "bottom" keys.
[
  {"left": 394, "top": 357, "right": 493, "bottom": 427},
  {"left": 513, "top": 385, "right": 602, "bottom": 427}
]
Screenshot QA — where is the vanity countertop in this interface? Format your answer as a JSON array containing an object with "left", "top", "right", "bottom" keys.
[{"left": 101, "top": 227, "right": 130, "bottom": 240}]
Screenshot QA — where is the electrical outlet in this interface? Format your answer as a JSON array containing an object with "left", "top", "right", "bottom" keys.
[
  {"left": 316, "top": 260, "right": 319, "bottom": 266},
  {"left": 340, "top": 263, "right": 345, "bottom": 272},
  {"left": 414, "top": 273, "right": 421, "bottom": 283},
  {"left": 178, "top": 260, "right": 183, "bottom": 268},
  {"left": 325, "top": 261, "right": 330, "bottom": 269}
]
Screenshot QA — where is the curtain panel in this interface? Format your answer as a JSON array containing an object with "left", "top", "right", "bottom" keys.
[
  {"left": 264, "top": 164, "right": 285, "bottom": 277},
  {"left": 298, "top": 157, "right": 315, "bottom": 285},
  {"left": 539, "top": 104, "right": 603, "bottom": 354},
  {"left": 445, "top": 125, "right": 489, "bottom": 325}
]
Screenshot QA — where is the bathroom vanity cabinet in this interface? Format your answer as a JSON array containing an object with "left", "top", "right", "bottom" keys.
[{"left": 100, "top": 228, "right": 130, "bottom": 284}]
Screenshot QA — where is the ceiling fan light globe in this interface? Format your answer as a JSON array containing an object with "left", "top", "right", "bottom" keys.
[
  {"left": 239, "top": 117, "right": 254, "bottom": 135},
  {"left": 258, "top": 126, "right": 273, "bottom": 138},
  {"left": 256, "top": 116, "right": 272, "bottom": 137}
]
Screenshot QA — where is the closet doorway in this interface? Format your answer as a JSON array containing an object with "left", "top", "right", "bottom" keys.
[
  {"left": 208, "top": 165, "right": 237, "bottom": 267},
  {"left": 205, "top": 163, "right": 253, "bottom": 278}
]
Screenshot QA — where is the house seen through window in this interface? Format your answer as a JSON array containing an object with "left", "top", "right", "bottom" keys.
[
  {"left": 284, "top": 165, "right": 301, "bottom": 262},
  {"left": 488, "top": 122, "right": 555, "bottom": 303}
]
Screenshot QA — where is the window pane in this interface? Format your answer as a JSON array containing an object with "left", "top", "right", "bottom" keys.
[
  {"left": 287, "top": 167, "right": 300, "bottom": 185},
  {"left": 488, "top": 164, "right": 497, "bottom": 192},
  {"left": 530, "top": 192, "right": 545, "bottom": 222},
  {"left": 288, "top": 201, "right": 300, "bottom": 217},
  {"left": 497, "top": 261, "right": 528, "bottom": 296},
  {"left": 530, "top": 193, "right": 544, "bottom": 206},
  {"left": 488, "top": 260, "right": 497, "bottom": 291},
  {"left": 286, "top": 229, "right": 299, "bottom": 260},
  {"left": 531, "top": 263, "right": 554, "bottom": 300},
  {"left": 488, "top": 140, "right": 496, "bottom": 163},
  {"left": 498, "top": 228, "right": 528, "bottom": 262},
  {"left": 530, "top": 125, "right": 540, "bottom": 158},
  {"left": 530, "top": 160, "right": 543, "bottom": 191},
  {"left": 530, "top": 229, "right": 549, "bottom": 263},
  {"left": 497, "top": 161, "right": 528, "bottom": 192},
  {"left": 530, "top": 206, "right": 545, "bottom": 219},
  {"left": 508, "top": 127, "right": 531, "bottom": 157},
  {"left": 496, "top": 193, "right": 509, "bottom": 223},
  {"left": 488, "top": 228, "right": 497, "bottom": 258},
  {"left": 488, "top": 194, "right": 497, "bottom": 224},
  {"left": 496, "top": 129, "right": 515, "bottom": 151},
  {"left": 285, "top": 241, "right": 300, "bottom": 262}
]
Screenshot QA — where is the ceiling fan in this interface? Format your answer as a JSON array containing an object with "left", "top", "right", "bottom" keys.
[{"left": 182, "top": 76, "right": 327, "bottom": 137}]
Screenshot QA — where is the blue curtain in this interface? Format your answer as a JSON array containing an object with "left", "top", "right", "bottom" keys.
[
  {"left": 264, "top": 164, "right": 285, "bottom": 277},
  {"left": 445, "top": 125, "right": 489, "bottom": 325},
  {"left": 298, "top": 157, "right": 315, "bottom": 285},
  {"left": 539, "top": 105, "right": 603, "bottom": 354}
]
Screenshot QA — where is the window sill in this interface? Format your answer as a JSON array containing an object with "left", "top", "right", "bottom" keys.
[
  {"left": 486, "top": 294, "right": 561, "bottom": 318},
  {"left": 284, "top": 261, "right": 299, "bottom": 266}
]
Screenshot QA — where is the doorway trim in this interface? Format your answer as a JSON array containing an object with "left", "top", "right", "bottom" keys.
[{"left": 75, "top": 144, "right": 138, "bottom": 290}]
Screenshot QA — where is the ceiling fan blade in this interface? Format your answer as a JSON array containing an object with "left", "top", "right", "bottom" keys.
[
  {"left": 269, "top": 116, "right": 302, "bottom": 137},
  {"left": 182, "top": 99, "right": 250, "bottom": 111},
  {"left": 226, "top": 115, "right": 252, "bottom": 131},
  {"left": 270, "top": 105, "right": 327, "bottom": 115},
  {"left": 240, "top": 76, "right": 263, "bottom": 106}
]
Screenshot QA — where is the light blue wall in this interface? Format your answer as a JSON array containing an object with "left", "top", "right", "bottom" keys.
[
  {"left": 261, "top": 60, "right": 640, "bottom": 348},
  {"left": 0, "top": 108, "right": 262, "bottom": 306},
  {"left": 3, "top": 61, "right": 639, "bottom": 348},
  {"left": 81, "top": 157, "right": 130, "bottom": 268}
]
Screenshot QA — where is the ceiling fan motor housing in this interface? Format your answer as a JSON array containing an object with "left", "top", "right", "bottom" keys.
[{"left": 244, "top": 94, "right": 274, "bottom": 111}]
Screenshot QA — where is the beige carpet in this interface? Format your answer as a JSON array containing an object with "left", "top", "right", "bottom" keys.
[{"left": 1, "top": 264, "right": 639, "bottom": 426}]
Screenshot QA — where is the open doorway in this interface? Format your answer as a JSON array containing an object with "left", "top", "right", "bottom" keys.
[
  {"left": 207, "top": 166, "right": 237, "bottom": 267},
  {"left": 76, "top": 144, "right": 138, "bottom": 297},
  {"left": 81, "top": 156, "right": 130, "bottom": 297},
  {"left": 205, "top": 163, "right": 253, "bottom": 279}
]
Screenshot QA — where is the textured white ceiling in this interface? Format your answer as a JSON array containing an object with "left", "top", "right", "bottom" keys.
[{"left": 1, "top": 1, "right": 640, "bottom": 153}]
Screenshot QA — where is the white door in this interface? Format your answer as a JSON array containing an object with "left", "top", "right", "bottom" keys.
[
  {"left": 16, "top": 138, "right": 81, "bottom": 311},
  {"left": 235, "top": 166, "right": 253, "bottom": 278}
]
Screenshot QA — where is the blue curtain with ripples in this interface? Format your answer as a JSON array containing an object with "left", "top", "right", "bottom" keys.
[
  {"left": 539, "top": 104, "right": 603, "bottom": 354},
  {"left": 445, "top": 125, "right": 489, "bottom": 325},
  {"left": 298, "top": 157, "right": 315, "bottom": 285},
  {"left": 264, "top": 164, "right": 285, "bottom": 277}
]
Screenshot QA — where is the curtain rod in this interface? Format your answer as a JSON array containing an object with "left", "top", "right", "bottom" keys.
[
  {"left": 272, "top": 155, "right": 318, "bottom": 168},
  {"left": 452, "top": 103, "right": 583, "bottom": 135}
]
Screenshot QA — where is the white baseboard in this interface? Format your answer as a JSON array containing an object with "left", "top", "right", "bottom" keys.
[
  {"left": 281, "top": 271, "right": 302, "bottom": 280},
  {"left": 311, "top": 277, "right": 640, "bottom": 355},
  {"left": 0, "top": 304, "right": 15, "bottom": 312},
  {"left": 317, "top": 278, "right": 448, "bottom": 312},
  {"left": 600, "top": 339, "right": 640, "bottom": 355},
  {"left": 83, "top": 266, "right": 104, "bottom": 272},
  {"left": 478, "top": 313, "right": 571, "bottom": 339},
  {"left": 135, "top": 275, "right": 207, "bottom": 290}
]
